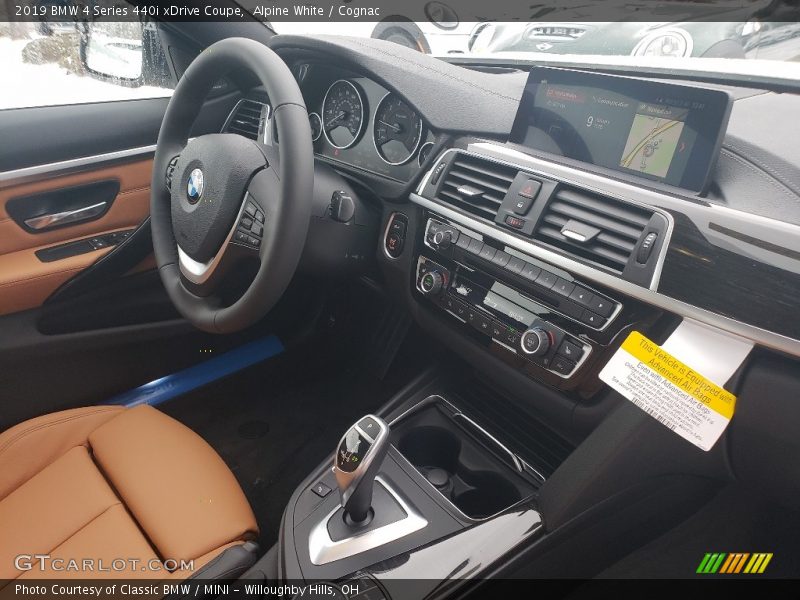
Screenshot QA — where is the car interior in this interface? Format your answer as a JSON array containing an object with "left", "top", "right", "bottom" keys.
[{"left": 1, "top": 12, "right": 800, "bottom": 596}]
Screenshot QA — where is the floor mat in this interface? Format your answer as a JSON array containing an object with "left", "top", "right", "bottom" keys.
[{"left": 160, "top": 321, "right": 435, "bottom": 549}]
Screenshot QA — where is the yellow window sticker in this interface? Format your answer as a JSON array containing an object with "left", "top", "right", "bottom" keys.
[{"left": 599, "top": 330, "right": 738, "bottom": 451}]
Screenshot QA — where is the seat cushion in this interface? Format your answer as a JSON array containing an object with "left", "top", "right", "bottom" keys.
[
  {"left": 0, "top": 404, "right": 258, "bottom": 582},
  {"left": 89, "top": 405, "right": 258, "bottom": 561}
]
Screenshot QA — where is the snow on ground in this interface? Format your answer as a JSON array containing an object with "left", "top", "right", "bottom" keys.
[{"left": 0, "top": 36, "right": 172, "bottom": 110}]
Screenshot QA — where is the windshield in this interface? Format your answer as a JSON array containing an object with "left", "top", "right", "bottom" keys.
[{"left": 265, "top": 1, "right": 800, "bottom": 82}]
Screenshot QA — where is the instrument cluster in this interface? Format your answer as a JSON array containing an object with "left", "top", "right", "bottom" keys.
[{"left": 295, "top": 63, "right": 435, "bottom": 182}]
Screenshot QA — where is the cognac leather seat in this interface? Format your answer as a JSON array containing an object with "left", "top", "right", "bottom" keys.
[{"left": 0, "top": 404, "right": 259, "bottom": 582}]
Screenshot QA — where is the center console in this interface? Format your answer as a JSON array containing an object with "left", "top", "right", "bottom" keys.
[{"left": 266, "top": 380, "right": 555, "bottom": 597}]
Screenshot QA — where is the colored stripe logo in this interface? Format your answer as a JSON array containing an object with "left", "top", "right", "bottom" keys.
[{"left": 697, "top": 553, "right": 773, "bottom": 574}]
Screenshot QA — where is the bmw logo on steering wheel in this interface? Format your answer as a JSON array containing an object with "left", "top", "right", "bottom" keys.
[{"left": 187, "top": 168, "right": 204, "bottom": 203}]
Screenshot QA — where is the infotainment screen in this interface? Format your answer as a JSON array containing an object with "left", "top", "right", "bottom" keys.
[{"left": 510, "top": 67, "right": 732, "bottom": 192}]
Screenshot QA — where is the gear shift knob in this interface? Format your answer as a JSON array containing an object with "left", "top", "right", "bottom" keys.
[{"left": 332, "top": 415, "right": 390, "bottom": 524}]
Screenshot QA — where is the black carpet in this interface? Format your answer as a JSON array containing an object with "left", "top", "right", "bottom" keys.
[{"left": 160, "top": 319, "right": 435, "bottom": 548}]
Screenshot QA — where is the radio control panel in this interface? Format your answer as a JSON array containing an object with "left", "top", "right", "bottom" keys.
[
  {"left": 423, "top": 219, "right": 621, "bottom": 331},
  {"left": 416, "top": 255, "right": 591, "bottom": 379}
]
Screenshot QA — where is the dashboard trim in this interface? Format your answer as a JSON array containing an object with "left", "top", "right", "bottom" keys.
[{"left": 410, "top": 145, "right": 800, "bottom": 357}]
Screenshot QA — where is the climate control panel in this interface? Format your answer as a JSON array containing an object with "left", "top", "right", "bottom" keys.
[{"left": 415, "top": 255, "right": 591, "bottom": 378}]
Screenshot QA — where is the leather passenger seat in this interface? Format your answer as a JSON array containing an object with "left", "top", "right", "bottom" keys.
[{"left": 0, "top": 405, "right": 259, "bottom": 583}]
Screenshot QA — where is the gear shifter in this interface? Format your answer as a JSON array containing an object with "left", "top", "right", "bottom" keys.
[{"left": 332, "top": 415, "right": 390, "bottom": 525}]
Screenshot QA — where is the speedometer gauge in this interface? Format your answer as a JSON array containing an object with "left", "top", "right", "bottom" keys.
[
  {"left": 322, "top": 80, "right": 365, "bottom": 149},
  {"left": 373, "top": 94, "right": 423, "bottom": 165}
]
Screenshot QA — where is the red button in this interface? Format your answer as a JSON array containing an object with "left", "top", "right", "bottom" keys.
[{"left": 505, "top": 215, "right": 525, "bottom": 229}]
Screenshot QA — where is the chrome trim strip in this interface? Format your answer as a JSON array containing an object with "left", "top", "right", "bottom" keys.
[
  {"left": 410, "top": 192, "right": 800, "bottom": 357},
  {"left": 308, "top": 476, "right": 428, "bottom": 566},
  {"left": 24, "top": 201, "right": 106, "bottom": 230},
  {"left": 0, "top": 145, "right": 156, "bottom": 189},
  {"left": 416, "top": 146, "right": 674, "bottom": 291},
  {"left": 451, "top": 412, "right": 524, "bottom": 473},
  {"left": 177, "top": 193, "right": 252, "bottom": 285}
]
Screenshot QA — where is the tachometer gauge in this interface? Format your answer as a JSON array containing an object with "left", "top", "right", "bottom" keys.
[
  {"left": 322, "top": 80, "right": 365, "bottom": 149},
  {"left": 373, "top": 94, "right": 423, "bottom": 165},
  {"left": 308, "top": 112, "right": 322, "bottom": 142}
]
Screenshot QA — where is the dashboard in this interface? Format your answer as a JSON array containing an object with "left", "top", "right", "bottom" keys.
[{"left": 246, "top": 35, "right": 800, "bottom": 385}]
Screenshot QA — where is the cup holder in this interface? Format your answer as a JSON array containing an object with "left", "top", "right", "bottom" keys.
[
  {"left": 392, "top": 402, "right": 534, "bottom": 520},
  {"left": 453, "top": 472, "right": 521, "bottom": 520},
  {"left": 397, "top": 426, "right": 461, "bottom": 474}
]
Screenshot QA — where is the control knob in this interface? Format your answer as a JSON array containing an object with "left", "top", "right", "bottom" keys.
[
  {"left": 432, "top": 229, "right": 452, "bottom": 248},
  {"left": 520, "top": 327, "right": 553, "bottom": 356},
  {"left": 420, "top": 270, "right": 444, "bottom": 296}
]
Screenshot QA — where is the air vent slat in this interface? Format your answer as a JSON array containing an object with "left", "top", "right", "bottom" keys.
[
  {"left": 534, "top": 185, "right": 653, "bottom": 272},
  {"left": 546, "top": 200, "right": 643, "bottom": 240},
  {"left": 556, "top": 189, "right": 651, "bottom": 228},
  {"left": 448, "top": 169, "right": 511, "bottom": 196},
  {"left": 223, "top": 99, "right": 267, "bottom": 141},
  {"left": 434, "top": 153, "right": 517, "bottom": 221}
]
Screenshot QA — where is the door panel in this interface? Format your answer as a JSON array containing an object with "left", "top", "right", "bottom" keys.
[{"left": 0, "top": 158, "right": 152, "bottom": 315}]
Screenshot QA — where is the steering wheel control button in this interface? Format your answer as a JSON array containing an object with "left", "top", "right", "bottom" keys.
[
  {"left": 385, "top": 213, "right": 408, "bottom": 259},
  {"left": 251, "top": 223, "right": 264, "bottom": 237},
  {"left": 165, "top": 156, "right": 180, "bottom": 189},
  {"left": 245, "top": 202, "right": 257, "bottom": 217},
  {"left": 255, "top": 210, "right": 265, "bottom": 224},
  {"left": 241, "top": 217, "right": 254, "bottom": 230},
  {"left": 521, "top": 327, "right": 553, "bottom": 356},
  {"left": 235, "top": 231, "right": 249, "bottom": 244},
  {"left": 248, "top": 236, "right": 261, "bottom": 248},
  {"left": 312, "top": 481, "right": 332, "bottom": 498}
]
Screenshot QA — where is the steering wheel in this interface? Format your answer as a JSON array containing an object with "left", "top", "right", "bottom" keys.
[{"left": 150, "top": 38, "right": 313, "bottom": 333}]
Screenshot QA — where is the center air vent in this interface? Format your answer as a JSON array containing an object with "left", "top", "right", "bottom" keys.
[
  {"left": 436, "top": 154, "right": 517, "bottom": 221},
  {"left": 223, "top": 98, "right": 268, "bottom": 141},
  {"left": 535, "top": 187, "right": 654, "bottom": 272}
]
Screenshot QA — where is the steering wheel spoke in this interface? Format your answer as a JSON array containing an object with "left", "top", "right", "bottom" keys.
[{"left": 177, "top": 194, "right": 264, "bottom": 294}]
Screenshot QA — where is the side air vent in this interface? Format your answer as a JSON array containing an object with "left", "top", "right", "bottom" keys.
[
  {"left": 436, "top": 154, "right": 517, "bottom": 220},
  {"left": 535, "top": 187, "right": 653, "bottom": 272},
  {"left": 223, "top": 98, "right": 267, "bottom": 141}
]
